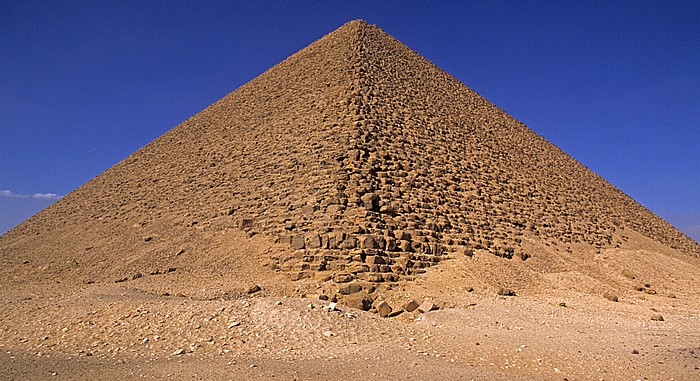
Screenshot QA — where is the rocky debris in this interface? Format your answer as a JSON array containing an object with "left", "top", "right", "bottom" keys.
[{"left": 603, "top": 292, "right": 619, "bottom": 302}]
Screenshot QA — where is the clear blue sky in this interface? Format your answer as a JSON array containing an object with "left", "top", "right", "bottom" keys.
[{"left": 1, "top": 1, "right": 698, "bottom": 242}]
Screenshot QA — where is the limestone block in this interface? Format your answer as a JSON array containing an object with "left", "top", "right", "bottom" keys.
[{"left": 291, "top": 235, "right": 305, "bottom": 250}]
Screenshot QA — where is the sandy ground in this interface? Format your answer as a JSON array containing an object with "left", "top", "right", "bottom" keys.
[{"left": 2, "top": 251, "right": 698, "bottom": 381}]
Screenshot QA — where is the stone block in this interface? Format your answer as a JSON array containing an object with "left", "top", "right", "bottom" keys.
[
  {"left": 404, "top": 300, "right": 419, "bottom": 312},
  {"left": 309, "top": 263, "right": 326, "bottom": 271},
  {"left": 291, "top": 235, "right": 305, "bottom": 250},
  {"left": 289, "top": 271, "right": 311, "bottom": 281},
  {"left": 417, "top": 301, "right": 437, "bottom": 313},
  {"left": 306, "top": 234, "right": 322, "bottom": 249},
  {"left": 376, "top": 301, "right": 392, "bottom": 317},
  {"left": 339, "top": 283, "right": 364, "bottom": 295},
  {"left": 238, "top": 218, "right": 254, "bottom": 230},
  {"left": 348, "top": 264, "right": 369, "bottom": 274},
  {"left": 411, "top": 241, "right": 424, "bottom": 253},
  {"left": 301, "top": 204, "right": 318, "bottom": 217},
  {"left": 334, "top": 273, "right": 354, "bottom": 283},
  {"left": 342, "top": 236, "right": 358, "bottom": 249},
  {"left": 385, "top": 237, "right": 397, "bottom": 251},
  {"left": 366, "top": 255, "right": 385, "bottom": 265},
  {"left": 326, "top": 204, "right": 345, "bottom": 215},
  {"left": 394, "top": 230, "right": 411, "bottom": 241},
  {"left": 362, "top": 235, "right": 385, "bottom": 250},
  {"left": 342, "top": 292, "right": 372, "bottom": 311}
]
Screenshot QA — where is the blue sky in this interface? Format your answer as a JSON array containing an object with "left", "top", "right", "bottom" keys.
[{"left": 1, "top": 1, "right": 698, "bottom": 242}]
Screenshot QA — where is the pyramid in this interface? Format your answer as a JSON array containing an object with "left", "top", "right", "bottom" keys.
[{"left": 1, "top": 20, "right": 697, "bottom": 288}]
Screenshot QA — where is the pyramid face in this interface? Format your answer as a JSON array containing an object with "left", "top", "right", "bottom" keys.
[{"left": 1, "top": 20, "right": 697, "bottom": 285}]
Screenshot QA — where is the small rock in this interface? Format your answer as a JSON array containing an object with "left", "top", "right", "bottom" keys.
[
  {"left": 246, "top": 284, "right": 262, "bottom": 294},
  {"left": 327, "top": 302, "right": 339, "bottom": 312},
  {"left": 603, "top": 292, "right": 619, "bottom": 302},
  {"left": 651, "top": 314, "right": 664, "bottom": 321},
  {"left": 644, "top": 289, "right": 657, "bottom": 295},
  {"left": 172, "top": 348, "right": 186, "bottom": 356},
  {"left": 322, "top": 331, "right": 335, "bottom": 337},
  {"left": 621, "top": 269, "right": 636, "bottom": 279},
  {"left": 632, "top": 349, "right": 640, "bottom": 354},
  {"left": 559, "top": 302, "right": 567, "bottom": 307},
  {"left": 143, "top": 236, "right": 153, "bottom": 242}
]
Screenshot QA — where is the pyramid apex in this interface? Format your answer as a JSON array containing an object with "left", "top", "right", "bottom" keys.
[
  {"left": 345, "top": 19, "right": 369, "bottom": 26},
  {"left": 338, "top": 19, "right": 373, "bottom": 31}
]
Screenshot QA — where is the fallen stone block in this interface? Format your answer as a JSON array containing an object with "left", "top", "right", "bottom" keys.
[
  {"left": 417, "top": 301, "right": 437, "bottom": 313},
  {"left": 404, "top": 300, "right": 420, "bottom": 312},
  {"left": 376, "top": 301, "right": 392, "bottom": 317}
]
